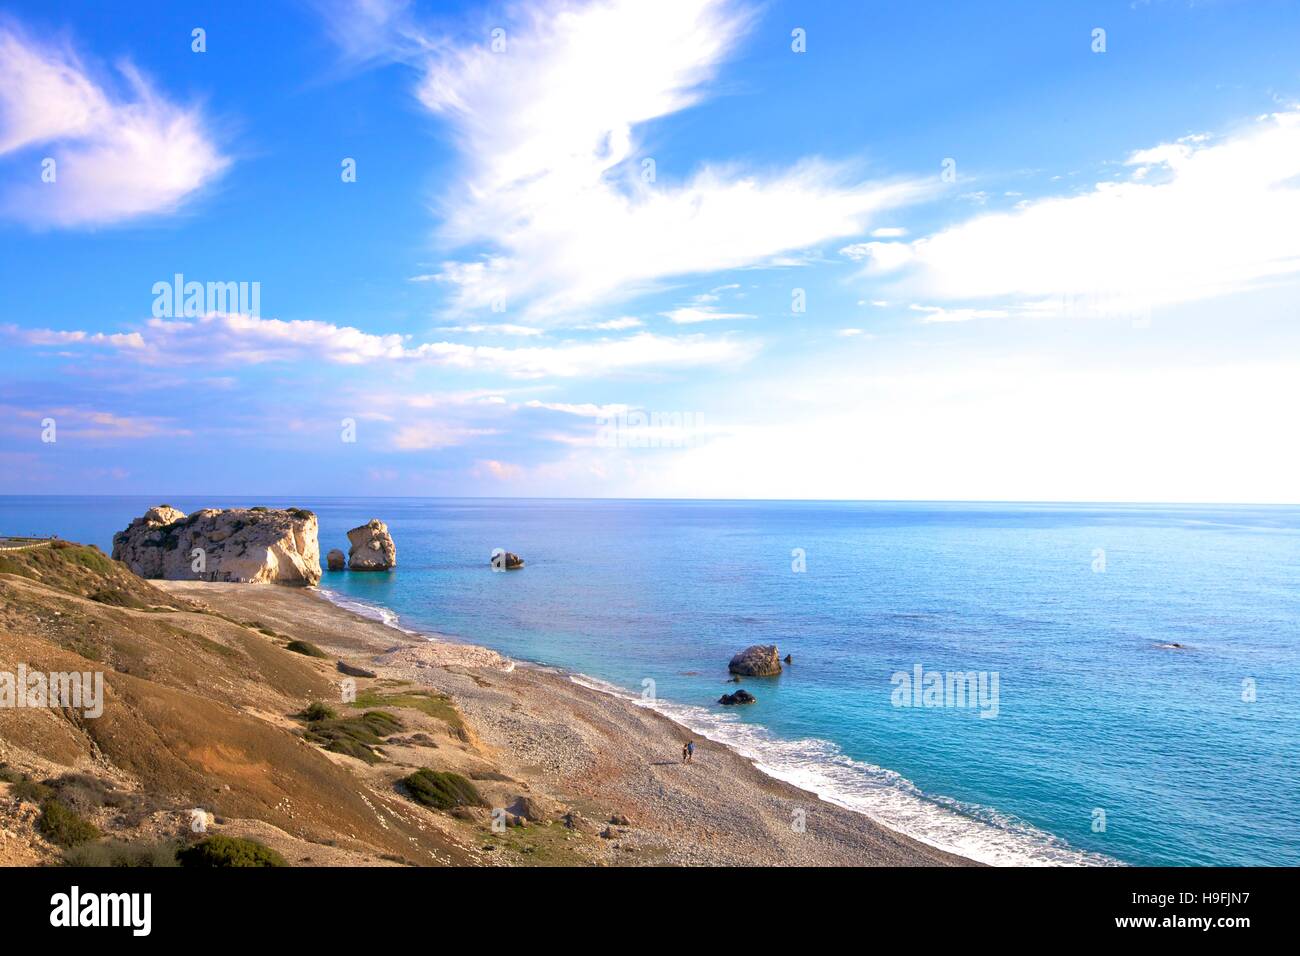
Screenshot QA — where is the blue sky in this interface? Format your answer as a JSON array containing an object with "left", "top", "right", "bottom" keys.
[{"left": 1, "top": 0, "right": 1299, "bottom": 501}]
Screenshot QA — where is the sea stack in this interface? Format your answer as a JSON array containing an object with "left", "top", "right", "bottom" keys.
[
  {"left": 728, "top": 644, "right": 782, "bottom": 677},
  {"left": 326, "top": 549, "right": 346, "bottom": 571},
  {"left": 347, "top": 519, "right": 397, "bottom": 571},
  {"left": 111, "top": 505, "right": 321, "bottom": 585}
]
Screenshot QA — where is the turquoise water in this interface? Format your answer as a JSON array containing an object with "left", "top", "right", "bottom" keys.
[{"left": 4, "top": 496, "right": 1297, "bottom": 866}]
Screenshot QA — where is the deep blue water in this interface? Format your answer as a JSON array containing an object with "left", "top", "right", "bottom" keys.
[{"left": 3, "top": 496, "right": 1297, "bottom": 866}]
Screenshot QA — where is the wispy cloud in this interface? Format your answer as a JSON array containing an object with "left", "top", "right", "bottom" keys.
[
  {"left": 0, "top": 22, "right": 229, "bottom": 226},
  {"left": 1, "top": 403, "right": 187, "bottom": 440},
  {"left": 662, "top": 306, "right": 755, "bottom": 325},
  {"left": 858, "top": 109, "right": 1300, "bottom": 318},
  {"left": 8, "top": 312, "right": 758, "bottom": 379},
  {"left": 340, "top": 0, "right": 930, "bottom": 318}
]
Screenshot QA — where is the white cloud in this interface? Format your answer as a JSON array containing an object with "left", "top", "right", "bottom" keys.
[
  {"left": 10, "top": 312, "right": 757, "bottom": 379},
  {"left": 437, "top": 323, "right": 545, "bottom": 336},
  {"left": 406, "top": 0, "right": 929, "bottom": 318},
  {"left": 0, "top": 24, "right": 229, "bottom": 226},
  {"left": 662, "top": 306, "right": 755, "bottom": 324},
  {"left": 907, "top": 304, "right": 1010, "bottom": 324},
  {"left": 583, "top": 316, "right": 643, "bottom": 331},
  {"left": 391, "top": 421, "right": 496, "bottom": 450},
  {"left": 473, "top": 458, "right": 524, "bottom": 480},
  {"left": 3, "top": 323, "right": 145, "bottom": 348},
  {"left": 860, "top": 109, "right": 1300, "bottom": 317},
  {"left": 524, "top": 400, "right": 633, "bottom": 417},
  {"left": 0, "top": 403, "right": 186, "bottom": 441}
]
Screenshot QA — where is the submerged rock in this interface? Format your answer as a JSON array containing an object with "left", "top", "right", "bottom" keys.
[
  {"left": 326, "top": 549, "right": 346, "bottom": 571},
  {"left": 728, "top": 644, "right": 782, "bottom": 677},
  {"left": 111, "top": 506, "right": 321, "bottom": 586},
  {"left": 347, "top": 519, "right": 396, "bottom": 571},
  {"left": 719, "top": 689, "right": 757, "bottom": 705}
]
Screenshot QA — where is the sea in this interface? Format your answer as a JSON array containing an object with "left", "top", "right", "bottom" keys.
[{"left": 3, "top": 495, "right": 1296, "bottom": 866}]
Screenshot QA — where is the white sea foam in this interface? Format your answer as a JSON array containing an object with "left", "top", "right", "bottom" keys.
[
  {"left": 569, "top": 673, "right": 1121, "bottom": 867},
  {"left": 314, "top": 588, "right": 418, "bottom": 635}
]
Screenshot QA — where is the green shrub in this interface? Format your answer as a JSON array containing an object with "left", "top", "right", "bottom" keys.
[
  {"left": 177, "top": 835, "right": 287, "bottom": 868},
  {"left": 286, "top": 640, "right": 328, "bottom": 658},
  {"left": 63, "top": 840, "right": 180, "bottom": 868},
  {"left": 304, "top": 710, "right": 402, "bottom": 764},
  {"left": 38, "top": 799, "right": 101, "bottom": 847},
  {"left": 300, "top": 701, "right": 337, "bottom": 722},
  {"left": 250, "top": 506, "right": 269, "bottom": 513},
  {"left": 401, "top": 769, "right": 486, "bottom": 811},
  {"left": 12, "top": 778, "right": 54, "bottom": 805}
]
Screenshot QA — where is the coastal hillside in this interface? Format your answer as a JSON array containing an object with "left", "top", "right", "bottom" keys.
[{"left": 0, "top": 541, "right": 477, "bottom": 866}]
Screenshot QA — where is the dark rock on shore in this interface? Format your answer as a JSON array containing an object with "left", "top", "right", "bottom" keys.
[
  {"left": 728, "top": 644, "right": 782, "bottom": 677},
  {"left": 337, "top": 660, "right": 377, "bottom": 678},
  {"left": 719, "top": 689, "right": 756, "bottom": 705}
]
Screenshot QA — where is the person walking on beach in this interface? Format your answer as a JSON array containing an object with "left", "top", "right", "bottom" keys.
[{"left": 684, "top": 740, "right": 695, "bottom": 763}]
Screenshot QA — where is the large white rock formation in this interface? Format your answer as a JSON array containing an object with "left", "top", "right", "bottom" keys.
[{"left": 112, "top": 505, "right": 322, "bottom": 586}]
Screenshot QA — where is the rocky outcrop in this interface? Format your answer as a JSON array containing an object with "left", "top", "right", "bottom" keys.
[
  {"left": 719, "top": 689, "right": 757, "bottom": 705},
  {"left": 728, "top": 644, "right": 782, "bottom": 677},
  {"left": 347, "top": 519, "right": 396, "bottom": 571},
  {"left": 491, "top": 550, "right": 525, "bottom": 570},
  {"left": 337, "top": 660, "right": 377, "bottom": 678},
  {"left": 111, "top": 506, "right": 321, "bottom": 586},
  {"left": 326, "top": 549, "right": 346, "bottom": 571}
]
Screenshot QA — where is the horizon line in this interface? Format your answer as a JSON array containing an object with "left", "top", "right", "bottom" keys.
[{"left": 2, "top": 494, "right": 1298, "bottom": 508}]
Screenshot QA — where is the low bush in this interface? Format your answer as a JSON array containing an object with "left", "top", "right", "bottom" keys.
[
  {"left": 303, "top": 710, "right": 402, "bottom": 764},
  {"left": 63, "top": 840, "right": 181, "bottom": 868},
  {"left": 177, "top": 835, "right": 287, "bottom": 868},
  {"left": 38, "top": 799, "right": 101, "bottom": 847},
  {"left": 400, "top": 769, "right": 486, "bottom": 811},
  {"left": 299, "top": 701, "right": 337, "bottom": 722},
  {"left": 285, "top": 640, "right": 328, "bottom": 658}
]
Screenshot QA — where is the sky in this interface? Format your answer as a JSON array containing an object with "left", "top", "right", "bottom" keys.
[{"left": 1, "top": 0, "right": 1298, "bottom": 502}]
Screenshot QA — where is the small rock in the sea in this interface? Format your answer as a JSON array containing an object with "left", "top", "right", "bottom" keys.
[
  {"left": 491, "top": 550, "right": 525, "bottom": 570},
  {"left": 719, "top": 689, "right": 757, "bottom": 705},
  {"left": 728, "top": 645, "right": 782, "bottom": 677},
  {"left": 326, "top": 549, "right": 346, "bottom": 571},
  {"left": 347, "top": 519, "right": 397, "bottom": 571},
  {"left": 784, "top": 653, "right": 793, "bottom": 664}
]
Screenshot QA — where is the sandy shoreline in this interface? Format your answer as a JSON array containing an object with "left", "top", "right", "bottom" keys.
[{"left": 156, "top": 580, "right": 975, "bottom": 866}]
